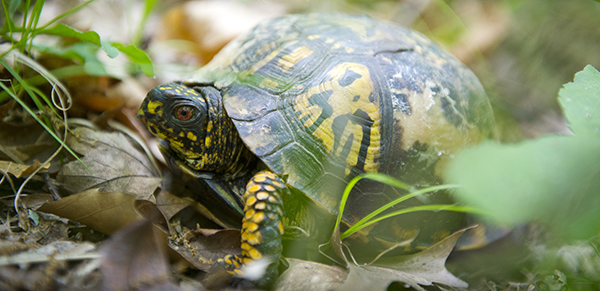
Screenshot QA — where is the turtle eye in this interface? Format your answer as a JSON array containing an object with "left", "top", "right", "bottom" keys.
[{"left": 175, "top": 106, "right": 194, "bottom": 121}]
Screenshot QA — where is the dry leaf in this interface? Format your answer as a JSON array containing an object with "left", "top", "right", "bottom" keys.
[
  {"left": 38, "top": 189, "right": 141, "bottom": 235},
  {"left": 169, "top": 227, "right": 241, "bottom": 271},
  {"left": 57, "top": 127, "right": 161, "bottom": 202},
  {"left": 99, "top": 219, "right": 179, "bottom": 291},
  {"left": 0, "top": 119, "right": 55, "bottom": 164},
  {"left": 275, "top": 258, "right": 346, "bottom": 291},
  {"left": 0, "top": 160, "right": 49, "bottom": 178},
  {"left": 358, "top": 228, "right": 472, "bottom": 290}
]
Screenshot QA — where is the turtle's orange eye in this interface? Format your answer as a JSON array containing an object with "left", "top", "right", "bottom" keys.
[{"left": 175, "top": 106, "right": 194, "bottom": 121}]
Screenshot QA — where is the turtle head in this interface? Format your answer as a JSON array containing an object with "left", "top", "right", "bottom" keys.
[{"left": 138, "top": 82, "right": 254, "bottom": 178}]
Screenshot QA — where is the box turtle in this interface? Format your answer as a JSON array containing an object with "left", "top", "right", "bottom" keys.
[{"left": 138, "top": 13, "right": 495, "bottom": 287}]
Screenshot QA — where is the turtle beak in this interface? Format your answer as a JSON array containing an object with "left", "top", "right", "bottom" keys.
[{"left": 137, "top": 98, "right": 149, "bottom": 121}]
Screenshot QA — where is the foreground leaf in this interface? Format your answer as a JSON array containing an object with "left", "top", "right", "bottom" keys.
[
  {"left": 558, "top": 65, "right": 600, "bottom": 137},
  {"left": 275, "top": 259, "right": 346, "bottom": 291},
  {"left": 99, "top": 219, "right": 178, "bottom": 291},
  {"left": 57, "top": 127, "right": 161, "bottom": 202},
  {"left": 448, "top": 136, "right": 600, "bottom": 239},
  {"left": 38, "top": 189, "right": 140, "bottom": 235},
  {"left": 338, "top": 228, "right": 470, "bottom": 291}
]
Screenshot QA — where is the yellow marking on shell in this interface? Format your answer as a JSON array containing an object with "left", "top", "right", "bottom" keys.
[
  {"left": 249, "top": 248, "right": 263, "bottom": 260},
  {"left": 204, "top": 136, "right": 211, "bottom": 147},
  {"left": 256, "top": 191, "right": 269, "bottom": 200},
  {"left": 276, "top": 46, "right": 314, "bottom": 73},
  {"left": 259, "top": 78, "right": 279, "bottom": 89},
  {"left": 243, "top": 257, "right": 253, "bottom": 264},
  {"left": 278, "top": 221, "right": 284, "bottom": 234},
  {"left": 308, "top": 35, "right": 321, "bottom": 39},
  {"left": 392, "top": 79, "right": 487, "bottom": 178},
  {"left": 326, "top": 38, "right": 334, "bottom": 44},
  {"left": 179, "top": 132, "right": 184, "bottom": 137},
  {"left": 186, "top": 132, "right": 197, "bottom": 142},
  {"left": 263, "top": 184, "right": 276, "bottom": 192},
  {"left": 146, "top": 100, "right": 163, "bottom": 114},
  {"left": 252, "top": 212, "right": 265, "bottom": 223},
  {"left": 293, "top": 62, "right": 381, "bottom": 175},
  {"left": 233, "top": 260, "right": 240, "bottom": 268},
  {"left": 345, "top": 48, "right": 355, "bottom": 53},
  {"left": 254, "top": 202, "right": 266, "bottom": 210},
  {"left": 331, "top": 43, "right": 341, "bottom": 50},
  {"left": 234, "top": 269, "right": 243, "bottom": 275}
]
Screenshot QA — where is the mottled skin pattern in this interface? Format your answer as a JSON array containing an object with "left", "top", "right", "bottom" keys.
[{"left": 138, "top": 13, "right": 494, "bottom": 287}]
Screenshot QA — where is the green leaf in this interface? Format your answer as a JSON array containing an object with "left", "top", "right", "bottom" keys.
[
  {"left": 101, "top": 40, "right": 119, "bottom": 58},
  {"left": 558, "top": 65, "right": 600, "bottom": 137},
  {"left": 446, "top": 136, "right": 600, "bottom": 240},
  {"left": 37, "top": 24, "right": 101, "bottom": 45},
  {"left": 111, "top": 43, "right": 154, "bottom": 77},
  {"left": 36, "top": 42, "right": 107, "bottom": 76}
]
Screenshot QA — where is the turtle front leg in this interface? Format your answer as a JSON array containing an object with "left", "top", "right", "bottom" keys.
[{"left": 219, "top": 170, "right": 286, "bottom": 287}]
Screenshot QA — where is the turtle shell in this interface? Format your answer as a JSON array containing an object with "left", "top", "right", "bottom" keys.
[{"left": 184, "top": 13, "right": 494, "bottom": 226}]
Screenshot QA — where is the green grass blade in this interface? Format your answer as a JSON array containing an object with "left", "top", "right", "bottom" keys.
[
  {"left": 340, "top": 204, "right": 487, "bottom": 240},
  {"left": 342, "top": 184, "right": 461, "bottom": 238},
  {"left": 334, "top": 173, "right": 417, "bottom": 233},
  {"left": 35, "top": 0, "right": 96, "bottom": 31},
  {"left": 132, "top": 0, "right": 157, "bottom": 47},
  {"left": 0, "top": 57, "right": 88, "bottom": 172}
]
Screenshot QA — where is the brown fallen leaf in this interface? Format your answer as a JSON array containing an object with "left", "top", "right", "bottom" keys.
[
  {"left": 38, "top": 189, "right": 140, "bottom": 235},
  {"left": 0, "top": 160, "right": 49, "bottom": 178},
  {"left": 169, "top": 227, "right": 241, "bottom": 272},
  {"left": 99, "top": 219, "right": 179, "bottom": 291},
  {"left": 0, "top": 240, "right": 99, "bottom": 291},
  {"left": 328, "top": 213, "right": 471, "bottom": 291},
  {"left": 57, "top": 127, "right": 161, "bottom": 202},
  {"left": 274, "top": 258, "right": 346, "bottom": 291},
  {"left": 332, "top": 228, "right": 471, "bottom": 291}
]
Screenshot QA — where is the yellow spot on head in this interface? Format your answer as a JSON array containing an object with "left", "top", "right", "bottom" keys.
[
  {"left": 186, "top": 132, "right": 197, "bottom": 141},
  {"left": 147, "top": 100, "right": 163, "bottom": 114}
]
